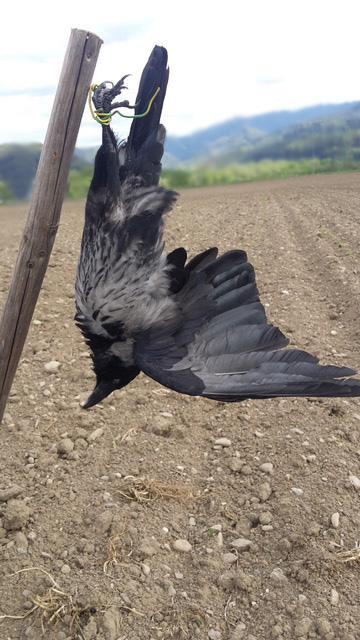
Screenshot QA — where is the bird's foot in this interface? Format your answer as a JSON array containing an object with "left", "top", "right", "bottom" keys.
[{"left": 92, "top": 75, "right": 134, "bottom": 114}]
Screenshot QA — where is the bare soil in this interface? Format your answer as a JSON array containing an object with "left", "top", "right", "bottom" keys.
[{"left": 0, "top": 173, "right": 360, "bottom": 640}]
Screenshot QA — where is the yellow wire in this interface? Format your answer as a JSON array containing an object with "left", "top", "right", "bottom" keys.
[{"left": 88, "top": 85, "right": 160, "bottom": 125}]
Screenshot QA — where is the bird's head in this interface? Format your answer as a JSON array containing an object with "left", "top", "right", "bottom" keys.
[{"left": 80, "top": 333, "right": 140, "bottom": 409}]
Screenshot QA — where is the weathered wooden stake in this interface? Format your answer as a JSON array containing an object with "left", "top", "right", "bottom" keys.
[{"left": 0, "top": 29, "right": 103, "bottom": 423}]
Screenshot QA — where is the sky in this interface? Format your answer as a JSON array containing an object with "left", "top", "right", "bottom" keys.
[{"left": 1, "top": 0, "right": 360, "bottom": 147}]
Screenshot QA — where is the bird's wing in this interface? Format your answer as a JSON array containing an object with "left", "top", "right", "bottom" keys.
[{"left": 135, "top": 248, "right": 360, "bottom": 399}]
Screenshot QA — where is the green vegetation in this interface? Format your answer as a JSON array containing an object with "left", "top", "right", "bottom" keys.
[
  {"left": 0, "top": 180, "right": 13, "bottom": 202},
  {"left": 161, "top": 159, "right": 360, "bottom": 189},
  {"left": 66, "top": 158, "right": 360, "bottom": 197},
  {"left": 68, "top": 167, "right": 93, "bottom": 199}
]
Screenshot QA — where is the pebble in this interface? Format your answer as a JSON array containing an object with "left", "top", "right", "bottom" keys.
[
  {"left": 61, "top": 563, "right": 71, "bottom": 574},
  {"left": 3, "top": 499, "right": 31, "bottom": 531},
  {"left": 260, "top": 462, "right": 274, "bottom": 474},
  {"left": 150, "top": 416, "right": 172, "bottom": 436},
  {"left": 349, "top": 474, "right": 360, "bottom": 490},
  {"left": 230, "top": 623, "right": 246, "bottom": 639},
  {"left": 57, "top": 438, "right": 74, "bottom": 455},
  {"left": 189, "top": 517, "right": 196, "bottom": 526},
  {"left": 0, "top": 485, "right": 23, "bottom": 502},
  {"left": 316, "top": 617, "right": 332, "bottom": 637},
  {"left": 94, "top": 511, "right": 113, "bottom": 535},
  {"left": 291, "top": 487, "right": 304, "bottom": 496},
  {"left": 241, "top": 464, "right": 253, "bottom": 475},
  {"left": 141, "top": 563, "right": 151, "bottom": 576},
  {"left": 223, "top": 552, "right": 237, "bottom": 564},
  {"left": 270, "top": 567, "right": 288, "bottom": 582},
  {"left": 231, "top": 538, "right": 252, "bottom": 552},
  {"left": 294, "top": 617, "right": 312, "bottom": 636},
  {"left": 215, "top": 437, "right": 231, "bottom": 447},
  {"left": 173, "top": 539, "right": 192, "bottom": 553},
  {"left": 228, "top": 457, "right": 243, "bottom": 472},
  {"left": 258, "top": 481, "right": 272, "bottom": 502},
  {"left": 44, "top": 360, "right": 61, "bottom": 373},
  {"left": 87, "top": 427, "right": 104, "bottom": 443},
  {"left": 102, "top": 605, "right": 121, "bottom": 640},
  {"left": 14, "top": 531, "right": 28, "bottom": 553},
  {"left": 331, "top": 512, "right": 340, "bottom": 528},
  {"left": 259, "top": 511, "right": 273, "bottom": 525},
  {"left": 208, "top": 630, "right": 221, "bottom": 640},
  {"left": 330, "top": 588, "right": 339, "bottom": 605}
]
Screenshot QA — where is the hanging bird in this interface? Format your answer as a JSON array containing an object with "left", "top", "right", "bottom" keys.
[{"left": 75, "top": 45, "right": 360, "bottom": 409}]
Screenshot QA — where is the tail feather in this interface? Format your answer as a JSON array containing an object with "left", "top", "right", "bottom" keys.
[{"left": 126, "top": 45, "right": 169, "bottom": 185}]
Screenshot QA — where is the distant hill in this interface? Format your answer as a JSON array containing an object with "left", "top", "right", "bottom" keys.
[
  {"left": 211, "top": 104, "right": 360, "bottom": 167},
  {"left": 2, "top": 100, "right": 360, "bottom": 199},
  {"left": 164, "top": 102, "right": 360, "bottom": 166}
]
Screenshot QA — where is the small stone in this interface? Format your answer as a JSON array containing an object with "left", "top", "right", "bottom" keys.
[
  {"left": 270, "top": 567, "right": 287, "bottom": 582},
  {"left": 3, "top": 500, "right": 31, "bottom": 531},
  {"left": 316, "top": 617, "right": 332, "bottom": 637},
  {"left": 14, "top": 531, "right": 28, "bottom": 553},
  {"left": 331, "top": 512, "right": 340, "bottom": 528},
  {"left": 215, "top": 437, "right": 231, "bottom": 447},
  {"left": 230, "top": 622, "right": 246, "bottom": 639},
  {"left": 87, "top": 428, "right": 104, "bottom": 443},
  {"left": 139, "top": 540, "right": 159, "bottom": 557},
  {"left": 168, "top": 585, "right": 176, "bottom": 596},
  {"left": 44, "top": 360, "right": 61, "bottom": 373},
  {"left": 349, "top": 474, "right": 360, "bottom": 490},
  {"left": 141, "top": 563, "right": 151, "bottom": 576},
  {"left": 208, "top": 629, "right": 221, "bottom": 640},
  {"left": 258, "top": 481, "right": 272, "bottom": 502},
  {"left": 61, "top": 564, "right": 71, "bottom": 574},
  {"left": 189, "top": 517, "right": 196, "bottom": 526},
  {"left": 223, "top": 552, "right": 237, "bottom": 564},
  {"left": 150, "top": 416, "right": 172, "bottom": 437},
  {"left": 228, "top": 458, "right": 243, "bottom": 472},
  {"left": 291, "top": 487, "right": 304, "bottom": 496},
  {"left": 94, "top": 511, "right": 113, "bottom": 535},
  {"left": 102, "top": 605, "right": 121, "bottom": 640},
  {"left": 294, "top": 618, "right": 312, "bottom": 637},
  {"left": 173, "top": 539, "right": 192, "bottom": 553},
  {"left": 260, "top": 462, "right": 274, "bottom": 474},
  {"left": 57, "top": 438, "right": 74, "bottom": 455},
  {"left": 0, "top": 485, "right": 23, "bottom": 502},
  {"left": 231, "top": 538, "right": 252, "bottom": 552},
  {"left": 241, "top": 464, "right": 253, "bottom": 475},
  {"left": 330, "top": 588, "right": 339, "bottom": 605},
  {"left": 259, "top": 511, "right": 273, "bottom": 525}
]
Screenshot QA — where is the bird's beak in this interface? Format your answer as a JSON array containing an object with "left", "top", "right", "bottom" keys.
[{"left": 81, "top": 381, "right": 115, "bottom": 409}]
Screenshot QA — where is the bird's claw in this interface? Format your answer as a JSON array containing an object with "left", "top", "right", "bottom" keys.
[{"left": 92, "top": 74, "right": 132, "bottom": 114}]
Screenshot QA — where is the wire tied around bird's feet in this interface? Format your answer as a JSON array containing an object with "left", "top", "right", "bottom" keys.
[{"left": 88, "top": 83, "right": 160, "bottom": 125}]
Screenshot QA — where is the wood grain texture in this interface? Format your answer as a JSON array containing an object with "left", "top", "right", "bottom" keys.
[{"left": 0, "top": 28, "right": 103, "bottom": 422}]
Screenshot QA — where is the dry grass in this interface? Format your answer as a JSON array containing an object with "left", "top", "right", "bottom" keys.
[
  {"left": 116, "top": 476, "right": 196, "bottom": 503},
  {"left": 336, "top": 543, "right": 360, "bottom": 563},
  {"left": 0, "top": 567, "right": 95, "bottom": 639},
  {"left": 103, "top": 530, "right": 133, "bottom": 576},
  {"left": 151, "top": 605, "right": 206, "bottom": 639}
]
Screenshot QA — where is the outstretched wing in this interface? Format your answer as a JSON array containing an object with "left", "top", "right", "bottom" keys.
[{"left": 135, "top": 249, "right": 360, "bottom": 400}]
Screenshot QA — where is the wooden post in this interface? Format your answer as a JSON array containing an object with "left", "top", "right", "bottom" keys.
[{"left": 0, "top": 29, "right": 103, "bottom": 422}]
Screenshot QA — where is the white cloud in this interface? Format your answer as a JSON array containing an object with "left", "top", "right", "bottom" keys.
[{"left": 1, "top": 0, "right": 360, "bottom": 146}]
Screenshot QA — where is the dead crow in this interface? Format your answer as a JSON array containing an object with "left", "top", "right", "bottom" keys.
[{"left": 75, "top": 45, "right": 360, "bottom": 409}]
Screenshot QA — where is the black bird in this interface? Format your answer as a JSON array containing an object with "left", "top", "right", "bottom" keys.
[{"left": 75, "top": 46, "right": 360, "bottom": 409}]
